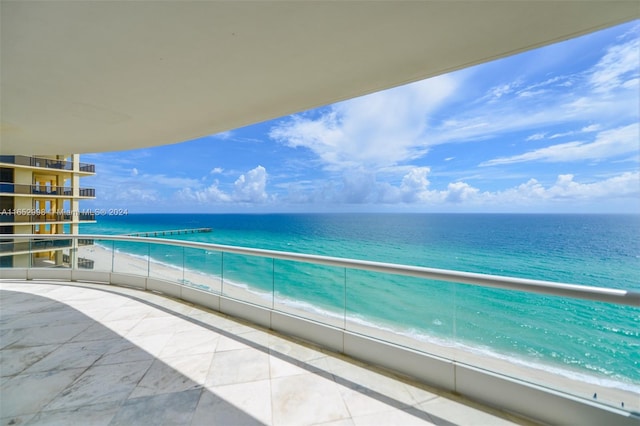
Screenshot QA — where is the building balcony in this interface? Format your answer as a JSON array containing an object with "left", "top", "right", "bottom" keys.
[
  {"left": 0, "top": 234, "right": 638, "bottom": 426},
  {"left": 0, "top": 238, "right": 94, "bottom": 255},
  {"left": 0, "top": 183, "right": 95, "bottom": 198},
  {"left": 0, "top": 212, "right": 96, "bottom": 224},
  {"left": 0, "top": 281, "right": 523, "bottom": 426},
  {"left": 0, "top": 155, "right": 95, "bottom": 174}
]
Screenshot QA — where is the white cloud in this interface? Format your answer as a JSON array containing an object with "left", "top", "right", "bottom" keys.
[
  {"left": 178, "top": 182, "right": 232, "bottom": 203},
  {"left": 178, "top": 166, "right": 269, "bottom": 204},
  {"left": 481, "top": 123, "right": 639, "bottom": 166},
  {"left": 494, "top": 172, "right": 640, "bottom": 205},
  {"left": 147, "top": 174, "right": 201, "bottom": 188},
  {"left": 589, "top": 35, "right": 639, "bottom": 93},
  {"left": 131, "top": 168, "right": 139, "bottom": 176},
  {"left": 483, "top": 80, "right": 522, "bottom": 102},
  {"left": 581, "top": 124, "right": 601, "bottom": 133},
  {"left": 270, "top": 75, "right": 458, "bottom": 170},
  {"left": 212, "top": 130, "right": 234, "bottom": 140},
  {"left": 234, "top": 166, "right": 268, "bottom": 202},
  {"left": 210, "top": 167, "right": 224, "bottom": 174},
  {"left": 281, "top": 167, "right": 639, "bottom": 212},
  {"left": 526, "top": 133, "right": 546, "bottom": 141},
  {"left": 428, "top": 31, "right": 639, "bottom": 148},
  {"left": 444, "top": 181, "right": 479, "bottom": 203}
]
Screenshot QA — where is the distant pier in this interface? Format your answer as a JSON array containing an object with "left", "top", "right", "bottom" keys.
[{"left": 126, "top": 228, "right": 212, "bottom": 237}]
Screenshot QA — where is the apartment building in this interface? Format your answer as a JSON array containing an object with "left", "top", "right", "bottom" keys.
[{"left": 0, "top": 154, "right": 95, "bottom": 268}]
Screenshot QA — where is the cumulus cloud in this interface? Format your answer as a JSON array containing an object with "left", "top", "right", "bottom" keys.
[
  {"left": 234, "top": 166, "right": 268, "bottom": 202},
  {"left": 494, "top": 172, "right": 640, "bottom": 205},
  {"left": 444, "top": 181, "right": 479, "bottom": 203},
  {"left": 282, "top": 167, "right": 638, "bottom": 211},
  {"left": 481, "top": 123, "right": 639, "bottom": 166},
  {"left": 270, "top": 75, "right": 458, "bottom": 170},
  {"left": 178, "top": 182, "right": 231, "bottom": 203},
  {"left": 179, "top": 166, "right": 269, "bottom": 204}
]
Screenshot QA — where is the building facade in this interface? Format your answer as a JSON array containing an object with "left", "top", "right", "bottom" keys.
[{"left": 0, "top": 154, "right": 96, "bottom": 268}]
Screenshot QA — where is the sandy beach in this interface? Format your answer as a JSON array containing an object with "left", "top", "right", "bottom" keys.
[{"left": 76, "top": 243, "right": 639, "bottom": 412}]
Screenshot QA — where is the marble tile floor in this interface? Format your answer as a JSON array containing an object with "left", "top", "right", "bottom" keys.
[{"left": 0, "top": 280, "right": 534, "bottom": 426}]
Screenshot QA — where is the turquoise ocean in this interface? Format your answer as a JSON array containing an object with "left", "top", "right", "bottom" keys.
[{"left": 82, "top": 214, "right": 640, "bottom": 391}]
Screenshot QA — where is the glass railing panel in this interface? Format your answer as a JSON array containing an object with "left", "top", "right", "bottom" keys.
[
  {"left": 148, "top": 243, "right": 185, "bottom": 285},
  {"left": 0, "top": 240, "right": 29, "bottom": 253},
  {"left": 345, "top": 269, "right": 456, "bottom": 359},
  {"left": 27, "top": 238, "right": 71, "bottom": 269},
  {"left": 451, "top": 285, "right": 640, "bottom": 413},
  {"left": 220, "top": 252, "right": 274, "bottom": 308},
  {"left": 273, "top": 259, "right": 346, "bottom": 328},
  {"left": 76, "top": 239, "right": 112, "bottom": 272},
  {"left": 79, "top": 163, "right": 96, "bottom": 173},
  {"left": 182, "top": 247, "right": 222, "bottom": 294},
  {"left": 111, "top": 240, "right": 150, "bottom": 276}
]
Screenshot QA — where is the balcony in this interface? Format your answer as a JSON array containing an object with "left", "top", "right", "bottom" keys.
[
  {"left": 0, "top": 212, "right": 96, "bottom": 224},
  {"left": 0, "top": 183, "right": 95, "bottom": 198},
  {"left": 0, "top": 155, "right": 95, "bottom": 173},
  {"left": 1, "top": 234, "right": 638, "bottom": 425},
  {"left": 0, "top": 238, "right": 93, "bottom": 254},
  {"left": 0, "top": 281, "right": 526, "bottom": 426}
]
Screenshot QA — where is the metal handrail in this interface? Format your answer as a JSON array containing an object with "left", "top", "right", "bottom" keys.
[
  {"left": 5, "top": 233, "right": 640, "bottom": 307},
  {"left": 0, "top": 155, "right": 95, "bottom": 173},
  {"left": 0, "top": 183, "right": 95, "bottom": 197}
]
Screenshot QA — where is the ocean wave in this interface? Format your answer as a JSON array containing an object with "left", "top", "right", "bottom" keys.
[
  {"left": 97, "top": 243, "right": 640, "bottom": 393},
  {"left": 344, "top": 317, "right": 640, "bottom": 393}
]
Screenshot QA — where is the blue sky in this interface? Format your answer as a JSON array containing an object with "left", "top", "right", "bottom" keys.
[{"left": 84, "top": 21, "right": 639, "bottom": 214}]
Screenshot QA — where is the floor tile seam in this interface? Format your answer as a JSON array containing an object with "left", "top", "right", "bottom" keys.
[
  {"left": 20, "top": 344, "right": 119, "bottom": 376},
  {"left": 349, "top": 406, "right": 436, "bottom": 426},
  {"left": 71, "top": 321, "right": 146, "bottom": 341},
  {"left": 267, "top": 372, "right": 276, "bottom": 426},
  {"left": 119, "top": 387, "right": 204, "bottom": 420},
  {"left": 329, "top": 373, "right": 435, "bottom": 419},
  {"left": 3, "top": 323, "right": 95, "bottom": 350},
  {"left": 22, "top": 366, "right": 96, "bottom": 415},
  {"left": 157, "top": 344, "right": 219, "bottom": 360},
  {"left": 110, "top": 359, "right": 161, "bottom": 407},
  {"left": 0, "top": 321, "right": 95, "bottom": 335},
  {"left": 152, "top": 351, "right": 217, "bottom": 379},
  {"left": 10, "top": 283, "right": 269, "bottom": 356},
  {"left": 128, "top": 383, "right": 206, "bottom": 401},
  {"left": 0, "top": 341, "right": 62, "bottom": 356},
  {"left": 24, "top": 399, "right": 126, "bottom": 426},
  {"left": 203, "top": 372, "right": 273, "bottom": 390}
]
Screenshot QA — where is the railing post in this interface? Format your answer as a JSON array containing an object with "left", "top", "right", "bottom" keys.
[
  {"left": 271, "top": 257, "right": 275, "bottom": 309},
  {"left": 111, "top": 240, "right": 115, "bottom": 273},
  {"left": 220, "top": 252, "right": 224, "bottom": 295},
  {"left": 343, "top": 267, "right": 347, "bottom": 330}
]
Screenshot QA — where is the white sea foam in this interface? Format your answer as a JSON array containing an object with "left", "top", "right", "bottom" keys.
[{"left": 100, "top": 243, "right": 640, "bottom": 394}]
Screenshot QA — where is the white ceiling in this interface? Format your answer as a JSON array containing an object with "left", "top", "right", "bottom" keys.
[{"left": 1, "top": 1, "right": 638, "bottom": 155}]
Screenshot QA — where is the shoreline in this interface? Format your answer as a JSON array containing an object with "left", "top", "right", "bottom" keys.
[{"left": 77, "top": 243, "right": 640, "bottom": 412}]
